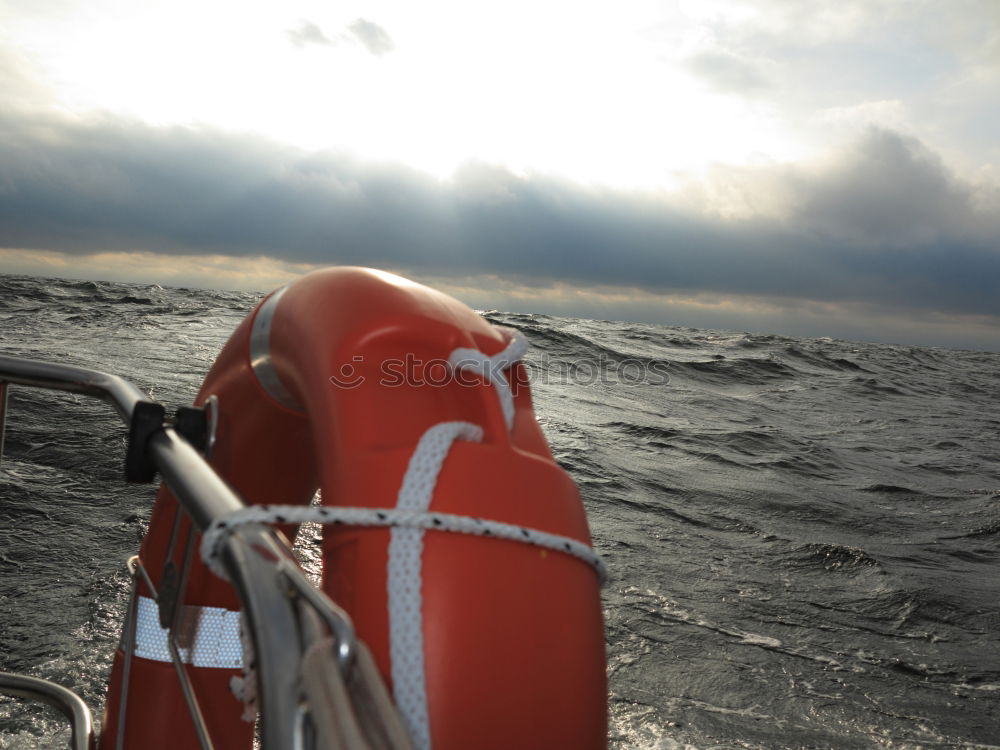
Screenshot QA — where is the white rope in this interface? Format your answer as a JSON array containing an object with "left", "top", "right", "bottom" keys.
[
  {"left": 388, "top": 420, "right": 481, "bottom": 750},
  {"left": 448, "top": 327, "right": 528, "bottom": 430},
  {"left": 199, "top": 505, "right": 609, "bottom": 585},
  {"left": 229, "top": 612, "right": 258, "bottom": 722}
]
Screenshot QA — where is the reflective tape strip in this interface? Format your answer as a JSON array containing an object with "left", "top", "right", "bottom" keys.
[
  {"left": 249, "top": 285, "right": 302, "bottom": 412},
  {"left": 134, "top": 595, "right": 243, "bottom": 668}
]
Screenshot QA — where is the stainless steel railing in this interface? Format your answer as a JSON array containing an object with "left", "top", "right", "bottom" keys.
[
  {"left": 0, "top": 672, "right": 94, "bottom": 750},
  {"left": 0, "top": 354, "right": 411, "bottom": 750}
]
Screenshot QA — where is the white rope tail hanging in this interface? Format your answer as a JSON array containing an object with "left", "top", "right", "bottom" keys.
[{"left": 229, "top": 612, "right": 257, "bottom": 722}]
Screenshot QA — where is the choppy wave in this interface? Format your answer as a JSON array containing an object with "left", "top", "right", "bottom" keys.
[{"left": 1, "top": 273, "right": 999, "bottom": 749}]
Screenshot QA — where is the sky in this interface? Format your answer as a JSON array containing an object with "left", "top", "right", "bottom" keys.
[{"left": 1, "top": 0, "right": 998, "bottom": 351}]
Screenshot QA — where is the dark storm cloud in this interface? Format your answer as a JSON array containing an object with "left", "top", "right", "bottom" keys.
[
  {"left": 789, "top": 129, "right": 977, "bottom": 247},
  {"left": 0, "top": 112, "right": 997, "bottom": 321},
  {"left": 347, "top": 18, "right": 395, "bottom": 57}
]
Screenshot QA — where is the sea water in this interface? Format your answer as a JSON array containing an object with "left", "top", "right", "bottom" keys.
[{"left": 1, "top": 273, "right": 998, "bottom": 749}]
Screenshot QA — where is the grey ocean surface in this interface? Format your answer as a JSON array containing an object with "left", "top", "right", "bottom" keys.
[{"left": 0, "top": 273, "right": 998, "bottom": 749}]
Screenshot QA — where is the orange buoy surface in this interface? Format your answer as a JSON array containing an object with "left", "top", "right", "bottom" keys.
[{"left": 102, "top": 267, "right": 607, "bottom": 750}]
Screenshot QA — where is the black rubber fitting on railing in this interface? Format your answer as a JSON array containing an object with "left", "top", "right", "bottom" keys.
[
  {"left": 157, "top": 562, "right": 179, "bottom": 629},
  {"left": 174, "top": 405, "right": 208, "bottom": 453},
  {"left": 125, "top": 400, "right": 166, "bottom": 483}
]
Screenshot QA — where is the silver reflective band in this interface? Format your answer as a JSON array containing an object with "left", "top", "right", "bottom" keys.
[
  {"left": 249, "top": 285, "right": 302, "bottom": 411},
  {"left": 134, "top": 596, "right": 243, "bottom": 668}
]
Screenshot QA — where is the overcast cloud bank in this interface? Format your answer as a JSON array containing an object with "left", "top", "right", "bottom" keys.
[{"left": 1, "top": 111, "right": 997, "bottom": 350}]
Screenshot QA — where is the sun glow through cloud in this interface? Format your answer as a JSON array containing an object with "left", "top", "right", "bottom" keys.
[{"left": 5, "top": 0, "right": 810, "bottom": 188}]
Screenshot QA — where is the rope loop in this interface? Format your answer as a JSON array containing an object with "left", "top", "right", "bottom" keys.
[{"left": 448, "top": 327, "right": 528, "bottom": 430}]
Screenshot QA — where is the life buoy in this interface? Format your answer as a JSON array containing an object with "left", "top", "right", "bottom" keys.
[{"left": 101, "top": 267, "right": 607, "bottom": 749}]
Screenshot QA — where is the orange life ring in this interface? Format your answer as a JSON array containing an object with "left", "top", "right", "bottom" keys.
[{"left": 101, "top": 267, "right": 607, "bottom": 749}]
